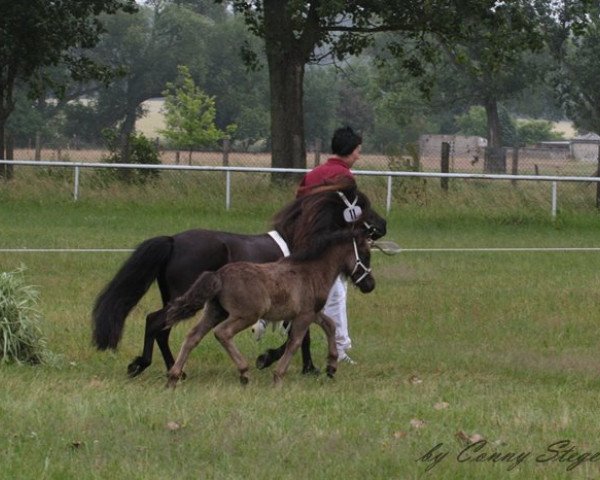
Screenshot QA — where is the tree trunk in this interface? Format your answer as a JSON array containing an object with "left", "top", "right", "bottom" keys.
[
  {"left": 0, "top": 118, "right": 13, "bottom": 179},
  {"left": 264, "top": 0, "right": 315, "bottom": 182},
  {"left": 119, "top": 104, "right": 138, "bottom": 164},
  {"left": 484, "top": 97, "right": 502, "bottom": 149},
  {"left": 267, "top": 54, "right": 306, "bottom": 175},
  {"left": 483, "top": 97, "right": 506, "bottom": 173},
  {"left": 0, "top": 76, "right": 15, "bottom": 179}
]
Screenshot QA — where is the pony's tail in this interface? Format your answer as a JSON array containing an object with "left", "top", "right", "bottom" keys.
[
  {"left": 165, "top": 272, "right": 222, "bottom": 327},
  {"left": 92, "top": 236, "right": 174, "bottom": 350}
]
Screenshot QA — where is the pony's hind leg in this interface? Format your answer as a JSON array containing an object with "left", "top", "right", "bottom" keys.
[
  {"left": 255, "top": 343, "right": 286, "bottom": 370},
  {"left": 213, "top": 316, "right": 256, "bottom": 385},
  {"left": 155, "top": 326, "right": 175, "bottom": 371},
  {"left": 315, "top": 312, "right": 338, "bottom": 378},
  {"left": 166, "top": 305, "right": 223, "bottom": 388},
  {"left": 127, "top": 309, "right": 165, "bottom": 377},
  {"left": 299, "top": 329, "right": 319, "bottom": 375}
]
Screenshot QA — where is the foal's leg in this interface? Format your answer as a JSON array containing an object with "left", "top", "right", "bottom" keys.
[
  {"left": 315, "top": 312, "right": 338, "bottom": 378},
  {"left": 255, "top": 329, "right": 319, "bottom": 375},
  {"left": 213, "top": 316, "right": 255, "bottom": 385},
  {"left": 166, "top": 307, "right": 223, "bottom": 388},
  {"left": 273, "top": 314, "right": 313, "bottom": 386},
  {"left": 127, "top": 309, "right": 165, "bottom": 377}
]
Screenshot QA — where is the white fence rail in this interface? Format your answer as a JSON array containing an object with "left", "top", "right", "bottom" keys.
[{"left": 2, "top": 159, "right": 600, "bottom": 217}]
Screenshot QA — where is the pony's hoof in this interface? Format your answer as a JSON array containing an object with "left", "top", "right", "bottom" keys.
[
  {"left": 127, "top": 357, "right": 151, "bottom": 377},
  {"left": 240, "top": 376, "right": 249, "bottom": 386},
  {"left": 255, "top": 353, "right": 271, "bottom": 370},
  {"left": 302, "top": 364, "right": 321, "bottom": 376},
  {"left": 326, "top": 366, "right": 337, "bottom": 378}
]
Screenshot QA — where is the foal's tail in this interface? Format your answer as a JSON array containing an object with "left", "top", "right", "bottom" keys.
[
  {"left": 165, "top": 272, "right": 222, "bottom": 327},
  {"left": 92, "top": 236, "right": 174, "bottom": 350}
]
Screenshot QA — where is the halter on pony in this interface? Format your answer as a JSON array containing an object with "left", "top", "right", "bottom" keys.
[
  {"left": 336, "top": 190, "right": 373, "bottom": 286},
  {"left": 350, "top": 238, "right": 372, "bottom": 285},
  {"left": 337, "top": 190, "right": 379, "bottom": 239}
]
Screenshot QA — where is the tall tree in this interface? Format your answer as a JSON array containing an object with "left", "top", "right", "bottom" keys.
[
  {"left": 221, "top": 0, "right": 490, "bottom": 173},
  {"left": 558, "top": 7, "right": 600, "bottom": 135},
  {"left": 0, "top": 0, "right": 137, "bottom": 176},
  {"left": 434, "top": 3, "right": 546, "bottom": 153}
]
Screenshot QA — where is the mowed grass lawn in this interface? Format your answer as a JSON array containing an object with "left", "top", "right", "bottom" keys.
[{"left": 1, "top": 183, "right": 600, "bottom": 479}]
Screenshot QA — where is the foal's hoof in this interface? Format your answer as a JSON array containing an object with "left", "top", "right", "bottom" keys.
[
  {"left": 127, "top": 356, "right": 151, "bottom": 378},
  {"left": 255, "top": 353, "right": 272, "bottom": 370},
  {"left": 240, "top": 376, "right": 249, "bottom": 386},
  {"left": 301, "top": 364, "right": 321, "bottom": 376},
  {"left": 166, "top": 378, "right": 178, "bottom": 389},
  {"left": 326, "top": 366, "right": 337, "bottom": 378}
]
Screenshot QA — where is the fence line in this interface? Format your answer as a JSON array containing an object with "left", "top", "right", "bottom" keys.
[{"left": 2, "top": 159, "right": 600, "bottom": 216}]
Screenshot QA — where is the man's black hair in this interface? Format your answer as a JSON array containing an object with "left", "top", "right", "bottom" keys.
[{"left": 331, "top": 126, "right": 362, "bottom": 157}]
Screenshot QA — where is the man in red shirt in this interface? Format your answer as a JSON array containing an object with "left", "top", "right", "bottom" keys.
[
  {"left": 296, "top": 126, "right": 363, "bottom": 364},
  {"left": 297, "top": 126, "right": 361, "bottom": 197}
]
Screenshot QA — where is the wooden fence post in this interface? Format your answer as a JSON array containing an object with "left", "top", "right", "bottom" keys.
[
  {"left": 4, "top": 133, "right": 14, "bottom": 179},
  {"left": 222, "top": 138, "right": 230, "bottom": 167},
  {"left": 511, "top": 147, "right": 519, "bottom": 186},
  {"left": 35, "top": 132, "right": 41, "bottom": 161},
  {"left": 596, "top": 144, "right": 600, "bottom": 209},
  {"left": 441, "top": 141, "right": 450, "bottom": 191}
]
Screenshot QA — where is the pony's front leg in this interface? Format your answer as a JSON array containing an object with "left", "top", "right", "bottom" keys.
[
  {"left": 315, "top": 312, "right": 338, "bottom": 378},
  {"left": 273, "top": 314, "right": 313, "bottom": 386},
  {"left": 213, "top": 316, "right": 255, "bottom": 385}
]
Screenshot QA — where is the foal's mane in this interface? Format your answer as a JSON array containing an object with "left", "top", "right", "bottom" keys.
[{"left": 272, "top": 177, "right": 369, "bottom": 251}]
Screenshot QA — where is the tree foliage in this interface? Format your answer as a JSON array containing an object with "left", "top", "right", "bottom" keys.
[
  {"left": 0, "top": 0, "right": 137, "bottom": 174},
  {"left": 218, "top": 0, "right": 501, "bottom": 171},
  {"left": 559, "top": 8, "right": 600, "bottom": 135},
  {"left": 160, "top": 66, "right": 233, "bottom": 161}
]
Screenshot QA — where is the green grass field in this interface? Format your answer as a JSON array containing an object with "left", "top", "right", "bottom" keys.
[{"left": 1, "top": 172, "right": 600, "bottom": 479}]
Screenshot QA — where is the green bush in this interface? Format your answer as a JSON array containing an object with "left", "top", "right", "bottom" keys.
[
  {"left": 100, "top": 129, "right": 161, "bottom": 184},
  {"left": 0, "top": 269, "right": 52, "bottom": 365},
  {"left": 517, "top": 119, "right": 565, "bottom": 145}
]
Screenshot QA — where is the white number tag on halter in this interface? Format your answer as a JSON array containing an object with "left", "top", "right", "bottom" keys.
[{"left": 337, "top": 191, "right": 363, "bottom": 223}]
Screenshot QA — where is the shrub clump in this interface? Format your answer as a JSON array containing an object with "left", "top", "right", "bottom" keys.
[
  {"left": 99, "top": 128, "right": 162, "bottom": 185},
  {"left": 0, "top": 269, "right": 52, "bottom": 365}
]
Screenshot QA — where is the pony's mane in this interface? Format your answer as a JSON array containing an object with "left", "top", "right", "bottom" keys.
[
  {"left": 287, "top": 228, "right": 362, "bottom": 263},
  {"left": 272, "top": 177, "right": 370, "bottom": 251}
]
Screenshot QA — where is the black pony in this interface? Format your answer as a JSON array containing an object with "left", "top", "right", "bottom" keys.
[{"left": 92, "top": 179, "right": 386, "bottom": 377}]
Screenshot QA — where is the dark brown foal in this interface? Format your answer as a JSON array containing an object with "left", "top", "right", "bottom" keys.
[{"left": 164, "top": 229, "right": 375, "bottom": 387}]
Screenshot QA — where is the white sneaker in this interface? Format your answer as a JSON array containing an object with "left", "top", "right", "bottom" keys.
[
  {"left": 251, "top": 319, "right": 268, "bottom": 341},
  {"left": 339, "top": 353, "right": 357, "bottom": 365}
]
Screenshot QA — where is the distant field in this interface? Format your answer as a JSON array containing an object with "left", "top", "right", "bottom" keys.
[
  {"left": 12, "top": 147, "right": 596, "bottom": 178},
  {"left": 136, "top": 98, "right": 166, "bottom": 139}
]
